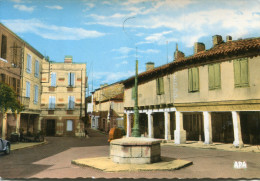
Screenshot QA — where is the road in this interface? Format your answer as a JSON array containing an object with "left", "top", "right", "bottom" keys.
[{"left": 0, "top": 129, "right": 259, "bottom": 179}]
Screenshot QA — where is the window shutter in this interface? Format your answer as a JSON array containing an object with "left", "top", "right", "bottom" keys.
[
  {"left": 208, "top": 64, "right": 214, "bottom": 89},
  {"left": 159, "top": 77, "right": 164, "bottom": 94},
  {"left": 68, "top": 73, "right": 71, "bottom": 86},
  {"left": 68, "top": 96, "right": 71, "bottom": 109},
  {"left": 214, "top": 64, "right": 221, "bottom": 88},
  {"left": 49, "top": 96, "right": 52, "bottom": 109},
  {"left": 26, "top": 55, "right": 30, "bottom": 72},
  {"left": 28, "top": 82, "right": 30, "bottom": 97},
  {"left": 193, "top": 68, "right": 199, "bottom": 91},
  {"left": 53, "top": 96, "right": 55, "bottom": 109},
  {"left": 71, "top": 73, "right": 75, "bottom": 86},
  {"left": 240, "top": 58, "right": 248, "bottom": 86},
  {"left": 72, "top": 96, "right": 75, "bottom": 108},
  {"left": 35, "top": 60, "right": 39, "bottom": 77},
  {"left": 188, "top": 69, "right": 193, "bottom": 92},
  {"left": 233, "top": 59, "right": 241, "bottom": 86},
  {"left": 51, "top": 73, "right": 56, "bottom": 86},
  {"left": 156, "top": 78, "right": 160, "bottom": 95},
  {"left": 132, "top": 87, "right": 135, "bottom": 99}
]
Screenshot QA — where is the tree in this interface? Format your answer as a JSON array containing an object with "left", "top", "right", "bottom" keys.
[
  {"left": 0, "top": 82, "right": 24, "bottom": 138},
  {"left": 0, "top": 82, "right": 24, "bottom": 114}
]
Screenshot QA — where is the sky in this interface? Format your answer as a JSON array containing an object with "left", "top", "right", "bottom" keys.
[{"left": 1, "top": 0, "right": 260, "bottom": 95}]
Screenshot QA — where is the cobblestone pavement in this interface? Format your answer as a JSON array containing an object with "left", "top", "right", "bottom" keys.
[{"left": 0, "top": 129, "right": 259, "bottom": 179}]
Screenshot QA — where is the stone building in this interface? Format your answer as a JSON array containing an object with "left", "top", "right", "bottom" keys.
[
  {"left": 90, "top": 82, "right": 124, "bottom": 132},
  {"left": 40, "top": 56, "right": 86, "bottom": 136},
  {"left": 123, "top": 35, "right": 260, "bottom": 147},
  {"left": 0, "top": 23, "right": 44, "bottom": 139}
]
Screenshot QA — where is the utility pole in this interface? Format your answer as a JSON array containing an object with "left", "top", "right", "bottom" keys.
[{"left": 131, "top": 58, "right": 140, "bottom": 137}]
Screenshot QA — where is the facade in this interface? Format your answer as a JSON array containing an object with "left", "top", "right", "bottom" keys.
[
  {"left": 90, "top": 82, "right": 124, "bottom": 132},
  {"left": 0, "top": 23, "right": 44, "bottom": 139},
  {"left": 40, "top": 56, "right": 86, "bottom": 136},
  {"left": 124, "top": 35, "right": 260, "bottom": 147}
]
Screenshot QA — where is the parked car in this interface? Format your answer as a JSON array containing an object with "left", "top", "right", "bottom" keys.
[{"left": 0, "top": 138, "right": 10, "bottom": 155}]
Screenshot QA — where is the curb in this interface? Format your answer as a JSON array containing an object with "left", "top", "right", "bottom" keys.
[{"left": 11, "top": 140, "right": 48, "bottom": 151}]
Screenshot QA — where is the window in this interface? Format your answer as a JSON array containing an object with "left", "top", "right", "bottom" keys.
[
  {"left": 156, "top": 77, "right": 164, "bottom": 95},
  {"left": 131, "top": 87, "right": 135, "bottom": 100},
  {"left": 208, "top": 63, "right": 221, "bottom": 90},
  {"left": 34, "top": 85, "right": 39, "bottom": 104},
  {"left": 26, "top": 54, "right": 32, "bottom": 73},
  {"left": 188, "top": 67, "right": 199, "bottom": 92},
  {"left": 67, "top": 120, "right": 73, "bottom": 131},
  {"left": 34, "top": 60, "right": 39, "bottom": 78},
  {"left": 48, "top": 96, "right": 55, "bottom": 109},
  {"left": 1, "top": 35, "right": 7, "bottom": 59},
  {"left": 234, "top": 58, "right": 249, "bottom": 87},
  {"left": 26, "top": 81, "right": 30, "bottom": 98},
  {"left": 68, "top": 72, "right": 75, "bottom": 87},
  {"left": 50, "top": 72, "right": 56, "bottom": 87},
  {"left": 68, "top": 96, "right": 75, "bottom": 109}
]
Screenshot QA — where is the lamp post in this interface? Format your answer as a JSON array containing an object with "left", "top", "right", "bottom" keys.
[{"left": 131, "top": 59, "right": 141, "bottom": 137}]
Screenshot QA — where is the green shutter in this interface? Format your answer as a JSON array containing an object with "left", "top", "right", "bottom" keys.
[
  {"left": 156, "top": 78, "right": 160, "bottom": 95},
  {"left": 132, "top": 87, "right": 135, "bottom": 99},
  {"left": 214, "top": 63, "right": 221, "bottom": 88},
  {"left": 188, "top": 69, "right": 193, "bottom": 92},
  {"left": 208, "top": 64, "right": 215, "bottom": 90},
  {"left": 159, "top": 77, "right": 164, "bottom": 94},
  {"left": 240, "top": 58, "right": 248, "bottom": 86},
  {"left": 192, "top": 68, "right": 199, "bottom": 91},
  {"left": 234, "top": 59, "right": 241, "bottom": 87}
]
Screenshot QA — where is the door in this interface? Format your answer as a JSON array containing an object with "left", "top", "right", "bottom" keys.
[{"left": 46, "top": 119, "right": 56, "bottom": 136}]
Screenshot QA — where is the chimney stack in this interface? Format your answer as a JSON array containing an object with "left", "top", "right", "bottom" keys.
[
  {"left": 212, "top": 35, "right": 223, "bottom": 46},
  {"left": 194, "top": 42, "right": 205, "bottom": 54},
  {"left": 64, "top": 55, "right": 73, "bottom": 63},
  {"left": 226, "top": 35, "right": 232, "bottom": 42},
  {"left": 174, "top": 43, "right": 185, "bottom": 61},
  {"left": 146, "top": 62, "right": 154, "bottom": 71}
]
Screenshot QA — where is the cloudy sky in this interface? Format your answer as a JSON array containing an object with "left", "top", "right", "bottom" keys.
[{"left": 1, "top": 0, "right": 260, "bottom": 95}]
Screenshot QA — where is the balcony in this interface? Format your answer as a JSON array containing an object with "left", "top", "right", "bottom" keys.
[{"left": 21, "top": 96, "right": 30, "bottom": 108}]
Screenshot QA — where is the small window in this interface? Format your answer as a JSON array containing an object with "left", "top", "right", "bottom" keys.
[
  {"left": 234, "top": 58, "right": 249, "bottom": 87},
  {"left": 26, "top": 81, "right": 30, "bottom": 98},
  {"left": 50, "top": 72, "right": 56, "bottom": 87},
  {"left": 68, "top": 72, "right": 75, "bottom": 87},
  {"left": 26, "top": 54, "right": 32, "bottom": 73},
  {"left": 188, "top": 67, "right": 199, "bottom": 92},
  {"left": 48, "top": 96, "right": 55, "bottom": 109},
  {"left": 1, "top": 35, "right": 7, "bottom": 59},
  {"left": 34, "top": 85, "right": 39, "bottom": 104},
  {"left": 35, "top": 60, "right": 39, "bottom": 78},
  {"left": 208, "top": 63, "right": 221, "bottom": 90},
  {"left": 156, "top": 77, "right": 164, "bottom": 95},
  {"left": 67, "top": 120, "right": 73, "bottom": 131},
  {"left": 68, "top": 96, "right": 75, "bottom": 109}
]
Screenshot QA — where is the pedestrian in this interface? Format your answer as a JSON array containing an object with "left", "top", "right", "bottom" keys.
[{"left": 84, "top": 127, "right": 89, "bottom": 138}]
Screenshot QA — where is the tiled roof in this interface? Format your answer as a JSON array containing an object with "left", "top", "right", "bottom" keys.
[{"left": 123, "top": 37, "right": 260, "bottom": 86}]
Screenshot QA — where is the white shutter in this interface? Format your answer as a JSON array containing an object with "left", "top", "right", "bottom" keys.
[
  {"left": 51, "top": 72, "right": 56, "bottom": 86},
  {"left": 68, "top": 73, "right": 71, "bottom": 86},
  {"left": 53, "top": 96, "right": 56, "bottom": 109},
  {"left": 49, "top": 96, "right": 52, "bottom": 109},
  {"left": 72, "top": 96, "right": 75, "bottom": 109}
]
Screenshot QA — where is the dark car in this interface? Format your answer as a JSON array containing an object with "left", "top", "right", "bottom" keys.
[{"left": 0, "top": 138, "right": 10, "bottom": 155}]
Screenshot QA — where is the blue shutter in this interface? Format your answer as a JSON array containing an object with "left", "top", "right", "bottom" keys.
[
  {"left": 26, "top": 54, "right": 30, "bottom": 73},
  {"left": 71, "top": 73, "right": 75, "bottom": 86},
  {"left": 49, "top": 96, "right": 52, "bottom": 109},
  {"left": 35, "top": 60, "right": 39, "bottom": 77},
  {"left": 34, "top": 85, "right": 38, "bottom": 103},
  {"left": 53, "top": 96, "right": 55, "bottom": 109},
  {"left": 72, "top": 96, "right": 75, "bottom": 109},
  {"left": 51, "top": 73, "right": 56, "bottom": 86},
  {"left": 68, "top": 73, "right": 71, "bottom": 86},
  {"left": 26, "top": 82, "right": 30, "bottom": 98},
  {"left": 68, "top": 96, "right": 71, "bottom": 109},
  {"left": 26, "top": 82, "right": 28, "bottom": 97}
]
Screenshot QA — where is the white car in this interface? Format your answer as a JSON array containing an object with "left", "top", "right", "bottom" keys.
[{"left": 0, "top": 138, "right": 10, "bottom": 155}]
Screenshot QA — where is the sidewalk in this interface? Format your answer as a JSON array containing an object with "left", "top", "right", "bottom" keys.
[
  {"left": 162, "top": 140, "right": 260, "bottom": 153},
  {"left": 11, "top": 141, "right": 47, "bottom": 151}
]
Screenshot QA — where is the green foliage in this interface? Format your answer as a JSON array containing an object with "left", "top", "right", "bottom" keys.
[{"left": 0, "top": 82, "right": 24, "bottom": 113}]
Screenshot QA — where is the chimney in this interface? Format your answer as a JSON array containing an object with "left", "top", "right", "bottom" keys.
[
  {"left": 226, "top": 35, "right": 232, "bottom": 42},
  {"left": 194, "top": 42, "right": 205, "bottom": 54},
  {"left": 212, "top": 35, "right": 223, "bottom": 46},
  {"left": 64, "top": 55, "right": 73, "bottom": 63},
  {"left": 146, "top": 62, "right": 154, "bottom": 71},
  {"left": 174, "top": 43, "right": 185, "bottom": 61}
]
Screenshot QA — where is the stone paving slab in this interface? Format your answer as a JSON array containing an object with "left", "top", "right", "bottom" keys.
[
  {"left": 11, "top": 141, "right": 48, "bottom": 151},
  {"left": 71, "top": 156, "right": 192, "bottom": 172},
  {"left": 162, "top": 141, "right": 260, "bottom": 153}
]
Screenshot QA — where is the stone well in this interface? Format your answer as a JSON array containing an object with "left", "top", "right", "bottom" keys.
[{"left": 110, "top": 137, "right": 161, "bottom": 164}]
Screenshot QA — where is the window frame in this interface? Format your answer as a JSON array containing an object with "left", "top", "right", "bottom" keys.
[
  {"left": 68, "top": 96, "right": 75, "bottom": 110},
  {"left": 48, "top": 96, "right": 56, "bottom": 110},
  {"left": 68, "top": 72, "right": 75, "bottom": 87}
]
